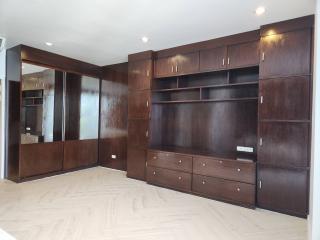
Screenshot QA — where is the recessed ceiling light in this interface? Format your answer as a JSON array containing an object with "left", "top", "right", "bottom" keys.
[
  {"left": 255, "top": 6, "right": 265, "bottom": 16},
  {"left": 141, "top": 36, "right": 149, "bottom": 43},
  {"left": 45, "top": 42, "right": 53, "bottom": 46}
]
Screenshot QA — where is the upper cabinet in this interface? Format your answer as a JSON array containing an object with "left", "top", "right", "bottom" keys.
[
  {"left": 260, "top": 29, "right": 312, "bottom": 78},
  {"left": 155, "top": 52, "right": 199, "bottom": 78},
  {"left": 227, "top": 41, "right": 260, "bottom": 69},
  {"left": 128, "top": 59, "right": 152, "bottom": 91},
  {"left": 200, "top": 47, "right": 227, "bottom": 72}
]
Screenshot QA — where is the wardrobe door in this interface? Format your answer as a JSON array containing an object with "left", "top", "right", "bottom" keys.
[
  {"left": 176, "top": 52, "right": 199, "bottom": 75},
  {"left": 227, "top": 41, "right": 260, "bottom": 68},
  {"left": 127, "top": 148, "right": 147, "bottom": 180},
  {"left": 155, "top": 56, "right": 176, "bottom": 78},
  {"left": 257, "top": 165, "right": 309, "bottom": 217},
  {"left": 128, "top": 59, "right": 152, "bottom": 90},
  {"left": 260, "top": 29, "right": 311, "bottom": 78},
  {"left": 200, "top": 47, "right": 227, "bottom": 72},
  {"left": 128, "top": 119, "right": 149, "bottom": 148},
  {"left": 128, "top": 90, "right": 150, "bottom": 119}
]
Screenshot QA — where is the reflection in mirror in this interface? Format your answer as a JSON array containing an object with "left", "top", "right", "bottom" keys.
[
  {"left": 21, "top": 63, "right": 63, "bottom": 144},
  {"left": 65, "top": 73, "right": 99, "bottom": 140}
]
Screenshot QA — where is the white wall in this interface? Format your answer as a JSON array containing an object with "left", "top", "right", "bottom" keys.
[
  {"left": 309, "top": 1, "right": 320, "bottom": 239},
  {"left": 0, "top": 49, "right": 5, "bottom": 179}
]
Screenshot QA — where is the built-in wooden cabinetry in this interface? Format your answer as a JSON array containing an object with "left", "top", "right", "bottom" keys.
[{"left": 127, "top": 51, "right": 154, "bottom": 180}]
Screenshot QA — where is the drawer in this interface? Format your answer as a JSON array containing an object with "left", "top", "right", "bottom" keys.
[
  {"left": 146, "top": 166, "right": 192, "bottom": 192},
  {"left": 192, "top": 174, "right": 255, "bottom": 206},
  {"left": 193, "top": 156, "right": 256, "bottom": 184},
  {"left": 147, "top": 150, "right": 193, "bottom": 173}
]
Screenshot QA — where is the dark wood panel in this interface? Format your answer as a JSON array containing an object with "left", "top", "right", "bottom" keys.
[
  {"left": 128, "top": 50, "right": 154, "bottom": 62},
  {"left": 128, "top": 90, "right": 150, "bottom": 119},
  {"left": 257, "top": 165, "right": 309, "bottom": 217},
  {"left": 20, "top": 45, "right": 101, "bottom": 78},
  {"left": 99, "top": 137, "right": 127, "bottom": 171},
  {"left": 128, "top": 59, "right": 152, "bottom": 90},
  {"left": 193, "top": 156, "right": 256, "bottom": 184},
  {"left": 127, "top": 147, "right": 147, "bottom": 180},
  {"left": 63, "top": 139, "right": 98, "bottom": 170},
  {"left": 199, "top": 47, "right": 227, "bottom": 72},
  {"left": 146, "top": 166, "right": 192, "bottom": 192},
  {"left": 100, "top": 63, "right": 128, "bottom": 171},
  {"left": 192, "top": 174, "right": 255, "bottom": 207},
  {"left": 228, "top": 41, "right": 260, "bottom": 68},
  {"left": 258, "top": 122, "right": 309, "bottom": 168},
  {"left": 260, "top": 15, "right": 314, "bottom": 36},
  {"left": 53, "top": 71, "right": 63, "bottom": 141},
  {"left": 259, "top": 76, "right": 310, "bottom": 120},
  {"left": 128, "top": 119, "right": 149, "bottom": 148},
  {"left": 147, "top": 150, "right": 193, "bottom": 173},
  {"left": 150, "top": 101, "right": 257, "bottom": 154},
  {"left": 20, "top": 142, "right": 63, "bottom": 178},
  {"left": 260, "top": 29, "right": 312, "bottom": 78}
]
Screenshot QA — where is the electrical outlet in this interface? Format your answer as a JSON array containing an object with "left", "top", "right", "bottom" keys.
[
  {"left": 236, "top": 146, "right": 254, "bottom": 153},
  {"left": 111, "top": 155, "right": 117, "bottom": 159}
]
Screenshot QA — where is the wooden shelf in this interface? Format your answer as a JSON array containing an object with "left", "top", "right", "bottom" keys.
[
  {"left": 152, "top": 81, "right": 259, "bottom": 93},
  {"left": 153, "top": 97, "right": 258, "bottom": 104}
]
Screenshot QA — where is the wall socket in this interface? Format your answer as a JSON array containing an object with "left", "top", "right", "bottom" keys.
[
  {"left": 236, "top": 146, "right": 254, "bottom": 153},
  {"left": 111, "top": 155, "right": 117, "bottom": 159}
]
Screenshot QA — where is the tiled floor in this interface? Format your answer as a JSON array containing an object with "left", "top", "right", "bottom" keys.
[{"left": 0, "top": 167, "right": 307, "bottom": 240}]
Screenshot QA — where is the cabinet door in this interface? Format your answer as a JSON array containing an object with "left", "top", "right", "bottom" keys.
[
  {"left": 258, "top": 122, "right": 309, "bottom": 168},
  {"left": 259, "top": 76, "right": 310, "bottom": 120},
  {"left": 20, "top": 142, "right": 63, "bottom": 178},
  {"left": 260, "top": 29, "right": 311, "bottom": 78},
  {"left": 128, "top": 119, "right": 149, "bottom": 148},
  {"left": 128, "top": 90, "right": 150, "bottom": 119},
  {"left": 155, "top": 56, "right": 176, "bottom": 78},
  {"left": 127, "top": 147, "right": 147, "bottom": 180},
  {"left": 228, "top": 41, "right": 260, "bottom": 68},
  {"left": 128, "top": 59, "right": 152, "bottom": 90},
  {"left": 176, "top": 52, "right": 199, "bottom": 75},
  {"left": 257, "top": 165, "right": 309, "bottom": 217},
  {"left": 200, "top": 47, "right": 227, "bottom": 72}
]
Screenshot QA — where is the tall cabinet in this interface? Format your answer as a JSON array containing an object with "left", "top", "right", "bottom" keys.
[
  {"left": 257, "top": 17, "right": 313, "bottom": 217},
  {"left": 127, "top": 51, "right": 154, "bottom": 180}
]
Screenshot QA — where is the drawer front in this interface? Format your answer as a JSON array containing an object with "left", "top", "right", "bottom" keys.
[
  {"left": 147, "top": 151, "right": 193, "bottom": 173},
  {"left": 192, "top": 174, "right": 255, "bottom": 206},
  {"left": 193, "top": 156, "right": 256, "bottom": 184},
  {"left": 146, "top": 166, "right": 192, "bottom": 192}
]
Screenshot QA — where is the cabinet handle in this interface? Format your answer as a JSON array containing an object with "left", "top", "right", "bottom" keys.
[
  {"left": 259, "top": 180, "right": 262, "bottom": 189},
  {"left": 146, "top": 100, "right": 149, "bottom": 107},
  {"left": 237, "top": 187, "right": 241, "bottom": 192},
  {"left": 237, "top": 168, "right": 241, "bottom": 172},
  {"left": 222, "top": 58, "right": 225, "bottom": 66},
  {"left": 146, "top": 131, "right": 149, "bottom": 137},
  {"left": 262, "top": 52, "right": 265, "bottom": 61},
  {"left": 153, "top": 171, "right": 156, "bottom": 175},
  {"left": 260, "top": 96, "right": 263, "bottom": 104},
  {"left": 227, "top": 57, "right": 230, "bottom": 65},
  {"left": 202, "top": 180, "right": 206, "bottom": 185},
  {"left": 259, "top": 138, "right": 263, "bottom": 146},
  {"left": 202, "top": 163, "right": 206, "bottom": 167},
  {"left": 178, "top": 176, "right": 182, "bottom": 180},
  {"left": 146, "top": 70, "right": 150, "bottom": 77},
  {"left": 171, "top": 66, "right": 174, "bottom": 72},
  {"left": 153, "top": 156, "right": 157, "bottom": 159},
  {"left": 175, "top": 65, "right": 178, "bottom": 72},
  {"left": 178, "top": 160, "right": 182, "bottom": 164},
  {"left": 219, "top": 160, "right": 223, "bottom": 164}
]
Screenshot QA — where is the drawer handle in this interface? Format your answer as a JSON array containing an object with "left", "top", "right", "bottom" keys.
[
  {"left": 166, "top": 153, "right": 169, "bottom": 157},
  {"left": 219, "top": 160, "right": 223, "bottom": 164},
  {"left": 153, "top": 171, "right": 156, "bottom": 175},
  {"left": 178, "top": 176, "right": 182, "bottom": 180},
  {"left": 237, "top": 187, "right": 241, "bottom": 192},
  {"left": 178, "top": 160, "right": 182, "bottom": 164},
  {"left": 153, "top": 156, "right": 157, "bottom": 159},
  {"left": 202, "top": 180, "right": 206, "bottom": 185},
  {"left": 202, "top": 163, "right": 206, "bottom": 167},
  {"left": 237, "top": 168, "right": 241, "bottom": 172}
]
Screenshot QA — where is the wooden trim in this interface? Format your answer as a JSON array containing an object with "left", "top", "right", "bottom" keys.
[{"left": 128, "top": 50, "right": 154, "bottom": 62}]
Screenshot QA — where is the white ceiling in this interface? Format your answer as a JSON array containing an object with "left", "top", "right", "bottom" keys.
[{"left": 0, "top": 0, "right": 315, "bottom": 66}]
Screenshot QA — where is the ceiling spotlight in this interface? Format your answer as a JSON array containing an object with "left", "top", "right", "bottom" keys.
[
  {"left": 141, "top": 36, "right": 149, "bottom": 43},
  {"left": 255, "top": 6, "right": 265, "bottom": 16},
  {"left": 45, "top": 42, "right": 53, "bottom": 46}
]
